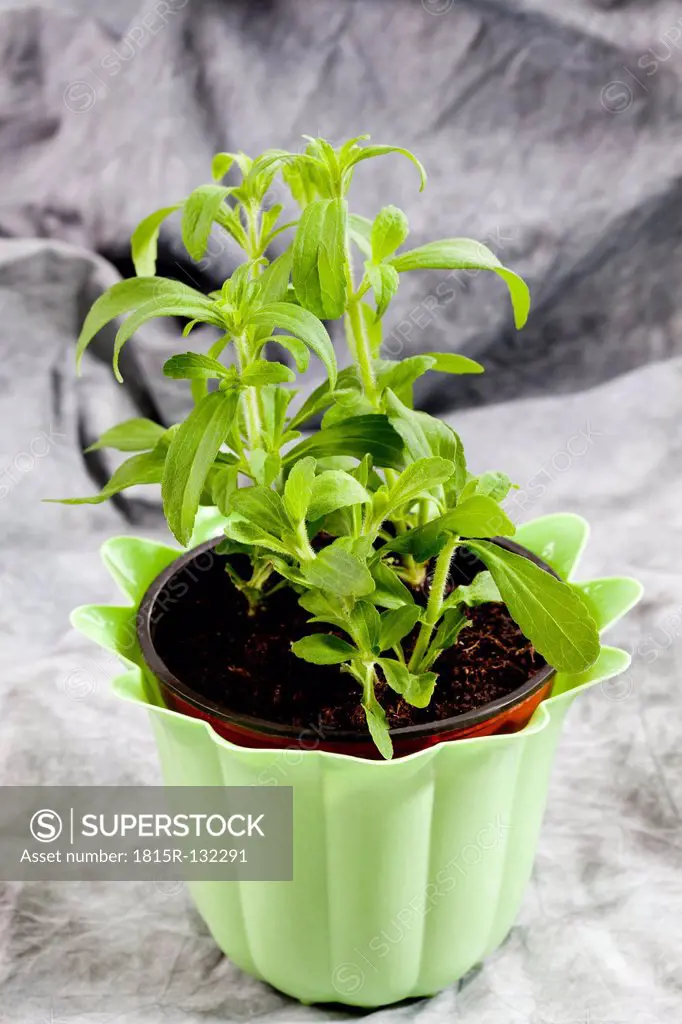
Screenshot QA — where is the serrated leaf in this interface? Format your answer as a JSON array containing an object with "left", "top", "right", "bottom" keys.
[
  {"left": 163, "top": 353, "right": 233, "bottom": 381},
  {"left": 284, "top": 415, "right": 404, "bottom": 471},
  {"left": 292, "top": 197, "right": 348, "bottom": 319},
  {"left": 350, "top": 601, "right": 381, "bottom": 653},
  {"left": 85, "top": 417, "right": 165, "bottom": 453},
  {"left": 242, "top": 360, "right": 295, "bottom": 386},
  {"left": 284, "top": 457, "right": 316, "bottom": 523},
  {"left": 384, "top": 391, "right": 465, "bottom": 491},
  {"left": 379, "top": 605, "right": 421, "bottom": 651},
  {"left": 307, "top": 470, "right": 370, "bottom": 521},
  {"left": 445, "top": 571, "right": 501, "bottom": 609},
  {"left": 371, "top": 205, "right": 409, "bottom": 262},
  {"left": 230, "top": 486, "right": 291, "bottom": 538},
  {"left": 370, "top": 560, "right": 415, "bottom": 609},
  {"left": 247, "top": 302, "right": 337, "bottom": 389},
  {"left": 181, "top": 184, "right": 232, "bottom": 261},
  {"left": 162, "top": 390, "right": 238, "bottom": 544},
  {"left": 131, "top": 205, "right": 181, "bottom": 276},
  {"left": 461, "top": 470, "right": 515, "bottom": 503},
  {"left": 291, "top": 634, "right": 357, "bottom": 665},
  {"left": 391, "top": 239, "right": 530, "bottom": 329},
  {"left": 222, "top": 513, "right": 290, "bottom": 555},
  {"left": 50, "top": 449, "right": 165, "bottom": 504},
  {"left": 302, "top": 541, "right": 374, "bottom": 597},
  {"left": 364, "top": 699, "right": 393, "bottom": 760},
  {"left": 385, "top": 457, "right": 454, "bottom": 514},
  {"left": 466, "top": 540, "right": 601, "bottom": 673}
]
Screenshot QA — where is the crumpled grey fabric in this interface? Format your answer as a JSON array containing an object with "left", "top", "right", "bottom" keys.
[{"left": 0, "top": 1, "right": 681, "bottom": 1021}]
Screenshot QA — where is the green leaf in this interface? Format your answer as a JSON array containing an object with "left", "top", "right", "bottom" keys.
[
  {"left": 163, "top": 353, "right": 233, "bottom": 381},
  {"left": 259, "top": 334, "right": 309, "bottom": 372},
  {"left": 241, "top": 360, "right": 295, "bottom": 386},
  {"left": 211, "top": 152, "right": 236, "bottom": 181},
  {"left": 377, "top": 657, "right": 411, "bottom": 695},
  {"left": 370, "top": 560, "right": 415, "bottom": 609},
  {"left": 423, "top": 351, "right": 484, "bottom": 375},
  {"left": 230, "top": 486, "right": 291, "bottom": 538},
  {"left": 258, "top": 249, "right": 294, "bottom": 306},
  {"left": 222, "top": 513, "right": 290, "bottom": 556},
  {"left": 403, "top": 671, "right": 438, "bottom": 709},
  {"left": 461, "top": 470, "right": 515, "bottom": 503},
  {"left": 291, "top": 634, "right": 357, "bottom": 665},
  {"left": 286, "top": 366, "right": 361, "bottom": 432},
  {"left": 113, "top": 299, "right": 221, "bottom": 382},
  {"left": 307, "top": 470, "right": 370, "bottom": 521},
  {"left": 302, "top": 541, "right": 375, "bottom": 597},
  {"left": 350, "top": 601, "right": 381, "bottom": 653},
  {"left": 441, "top": 495, "right": 515, "bottom": 538},
  {"left": 391, "top": 239, "right": 530, "bottom": 329},
  {"left": 162, "top": 390, "right": 238, "bottom": 545},
  {"left": 346, "top": 144, "right": 427, "bottom": 192},
  {"left": 371, "top": 205, "right": 409, "bottom": 262},
  {"left": 131, "top": 205, "right": 181, "bottom": 276},
  {"left": 385, "top": 457, "right": 454, "bottom": 513},
  {"left": 247, "top": 450, "right": 281, "bottom": 487},
  {"left": 50, "top": 450, "right": 165, "bottom": 504},
  {"left": 431, "top": 607, "right": 469, "bottom": 652},
  {"left": 348, "top": 213, "right": 373, "bottom": 257},
  {"left": 466, "top": 541, "right": 601, "bottom": 673},
  {"left": 364, "top": 699, "right": 393, "bottom": 760},
  {"left": 445, "top": 571, "right": 501, "bottom": 609},
  {"left": 376, "top": 659, "right": 436, "bottom": 709},
  {"left": 284, "top": 415, "right": 404, "bottom": 471},
  {"left": 247, "top": 302, "right": 337, "bottom": 389},
  {"left": 284, "top": 457, "right": 316, "bottom": 523},
  {"left": 365, "top": 262, "right": 399, "bottom": 320},
  {"left": 181, "top": 184, "right": 232, "bottom": 261},
  {"left": 384, "top": 390, "right": 465, "bottom": 480},
  {"left": 292, "top": 197, "right": 348, "bottom": 319},
  {"left": 76, "top": 277, "right": 215, "bottom": 372},
  {"left": 85, "top": 417, "right": 165, "bottom": 453},
  {"left": 375, "top": 356, "right": 436, "bottom": 395},
  {"left": 379, "top": 605, "right": 421, "bottom": 650},
  {"left": 211, "top": 464, "right": 239, "bottom": 515}
]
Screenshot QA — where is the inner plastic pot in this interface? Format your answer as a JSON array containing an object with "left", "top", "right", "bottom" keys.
[{"left": 137, "top": 537, "right": 556, "bottom": 759}]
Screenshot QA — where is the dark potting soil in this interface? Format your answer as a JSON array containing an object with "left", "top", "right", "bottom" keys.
[{"left": 150, "top": 549, "right": 546, "bottom": 733}]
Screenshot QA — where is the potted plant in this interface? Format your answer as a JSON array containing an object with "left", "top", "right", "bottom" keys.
[{"left": 64, "top": 135, "right": 641, "bottom": 1006}]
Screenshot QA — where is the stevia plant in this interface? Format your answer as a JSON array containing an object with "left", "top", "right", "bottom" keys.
[{"left": 60, "top": 134, "right": 601, "bottom": 758}]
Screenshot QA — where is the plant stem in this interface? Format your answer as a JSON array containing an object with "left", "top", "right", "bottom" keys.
[
  {"left": 234, "top": 331, "right": 262, "bottom": 449},
  {"left": 346, "top": 298, "right": 378, "bottom": 405},
  {"left": 408, "top": 535, "right": 458, "bottom": 672}
]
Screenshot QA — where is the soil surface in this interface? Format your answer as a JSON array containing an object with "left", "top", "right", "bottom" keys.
[{"left": 149, "top": 549, "right": 546, "bottom": 733}]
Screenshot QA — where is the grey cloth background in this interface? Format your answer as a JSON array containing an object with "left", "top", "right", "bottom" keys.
[{"left": 0, "top": 0, "right": 681, "bottom": 1021}]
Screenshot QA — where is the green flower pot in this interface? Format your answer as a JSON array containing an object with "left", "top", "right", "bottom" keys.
[{"left": 72, "top": 511, "right": 641, "bottom": 1008}]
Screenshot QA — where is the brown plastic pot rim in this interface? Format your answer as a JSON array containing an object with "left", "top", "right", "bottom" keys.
[{"left": 136, "top": 536, "right": 557, "bottom": 746}]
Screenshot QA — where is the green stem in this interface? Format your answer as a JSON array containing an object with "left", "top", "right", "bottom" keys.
[
  {"left": 408, "top": 535, "right": 458, "bottom": 672},
  {"left": 346, "top": 299, "right": 378, "bottom": 406},
  {"left": 234, "top": 331, "right": 262, "bottom": 449}
]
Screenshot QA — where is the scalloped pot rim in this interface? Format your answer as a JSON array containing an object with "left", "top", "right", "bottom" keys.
[{"left": 71, "top": 510, "right": 642, "bottom": 767}]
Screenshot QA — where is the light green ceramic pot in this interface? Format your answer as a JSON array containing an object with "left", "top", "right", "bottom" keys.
[{"left": 72, "top": 511, "right": 641, "bottom": 1008}]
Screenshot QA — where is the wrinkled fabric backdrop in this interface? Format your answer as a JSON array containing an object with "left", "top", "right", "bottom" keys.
[{"left": 0, "top": 1, "right": 681, "bottom": 1021}]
